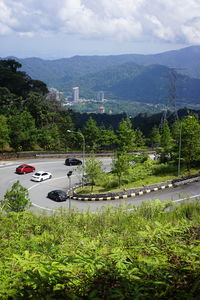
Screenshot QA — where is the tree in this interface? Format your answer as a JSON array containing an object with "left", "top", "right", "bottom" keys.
[
  {"left": 117, "top": 118, "right": 136, "bottom": 152},
  {"left": 0, "top": 87, "right": 23, "bottom": 116},
  {"left": 180, "top": 115, "right": 200, "bottom": 172},
  {"left": 1, "top": 181, "right": 31, "bottom": 212},
  {"left": 135, "top": 128, "right": 145, "bottom": 148},
  {"left": 37, "top": 124, "right": 61, "bottom": 150},
  {"left": 112, "top": 152, "right": 130, "bottom": 187},
  {"left": 0, "top": 59, "right": 48, "bottom": 98},
  {"left": 8, "top": 111, "right": 37, "bottom": 151},
  {"left": 99, "top": 125, "right": 117, "bottom": 150},
  {"left": 150, "top": 125, "right": 161, "bottom": 147},
  {"left": 0, "top": 115, "right": 10, "bottom": 151},
  {"left": 83, "top": 117, "right": 100, "bottom": 151},
  {"left": 24, "top": 92, "right": 53, "bottom": 127},
  {"left": 159, "top": 120, "right": 173, "bottom": 162},
  {"left": 57, "top": 112, "right": 75, "bottom": 151},
  {"left": 84, "top": 154, "right": 104, "bottom": 192},
  {"left": 1, "top": 59, "right": 22, "bottom": 72}
]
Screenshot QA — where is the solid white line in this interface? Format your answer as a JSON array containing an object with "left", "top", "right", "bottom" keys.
[
  {"left": 28, "top": 183, "right": 39, "bottom": 191},
  {"left": 28, "top": 175, "right": 73, "bottom": 190},
  {"left": 31, "top": 203, "right": 54, "bottom": 211},
  {"left": 29, "top": 175, "right": 73, "bottom": 211},
  {"left": 30, "top": 193, "right": 200, "bottom": 212},
  {"left": 173, "top": 193, "right": 200, "bottom": 202}
]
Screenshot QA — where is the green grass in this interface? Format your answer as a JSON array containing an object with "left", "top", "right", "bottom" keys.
[
  {"left": 0, "top": 201, "right": 200, "bottom": 299},
  {"left": 78, "top": 167, "right": 200, "bottom": 194}
]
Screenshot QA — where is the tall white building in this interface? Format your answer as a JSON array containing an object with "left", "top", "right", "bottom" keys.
[
  {"left": 72, "top": 87, "right": 79, "bottom": 102},
  {"left": 97, "top": 91, "right": 104, "bottom": 101}
]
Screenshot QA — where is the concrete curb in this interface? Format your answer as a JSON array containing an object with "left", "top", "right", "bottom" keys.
[
  {"left": 0, "top": 161, "right": 14, "bottom": 167},
  {"left": 71, "top": 175, "right": 200, "bottom": 201}
]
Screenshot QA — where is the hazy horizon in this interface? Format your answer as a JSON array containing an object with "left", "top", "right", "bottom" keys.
[{"left": 1, "top": 44, "right": 193, "bottom": 60}]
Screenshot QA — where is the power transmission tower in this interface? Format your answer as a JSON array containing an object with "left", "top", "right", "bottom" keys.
[{"left": 160, "top": 67, "right": 183, "bottom": 127}]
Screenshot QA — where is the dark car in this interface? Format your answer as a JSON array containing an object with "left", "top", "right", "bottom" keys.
[
  {"left": 16, "top": 164, "right": 35, "bottom": 174},
  {"left": 47, "top": 190, "right": 68, "bottom": 202},
  {"left": 65, "top": 158, "right": 82, "bottom": 166}
]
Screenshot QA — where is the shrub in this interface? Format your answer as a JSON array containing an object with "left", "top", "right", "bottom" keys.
[
  {"left": 1, "top": 181, "right": 31, "bottom": 212},
  {"left": 152, "top": 163, "right": 177, "bottom": 175},
  {"left": 128, "top": 159, "right": 153, "bottom": 182}
]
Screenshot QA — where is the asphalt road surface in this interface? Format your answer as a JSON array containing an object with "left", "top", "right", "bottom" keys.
[{"left": 0, "top": 158, "right": 200, "bottom": 213}]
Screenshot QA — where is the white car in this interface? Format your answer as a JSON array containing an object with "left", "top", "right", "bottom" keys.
[{"left": 31, "top": 171, "right": 52, "bottom": 182}]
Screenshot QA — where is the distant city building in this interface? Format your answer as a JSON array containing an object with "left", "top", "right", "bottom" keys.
[
  {"left": 99, "top": 106, "right": 105, "bottom": 114},
  {"left": 97, "top": 91, "right": 104, "bottom": 101},
  {"left": 47, "top": 88, "right": 62, "bottom": 101},
  {"left": 72, "top": 87, "right": 79, "bottom": 102}
]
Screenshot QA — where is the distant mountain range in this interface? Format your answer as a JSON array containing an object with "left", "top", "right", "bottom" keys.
[{"left": 3, "top": 46, "right": 200, "bottom": 104}]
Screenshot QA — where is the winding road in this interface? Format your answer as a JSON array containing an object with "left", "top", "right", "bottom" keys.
[{"left": 0, "top": 157, "right": 200, "bottom": 213}]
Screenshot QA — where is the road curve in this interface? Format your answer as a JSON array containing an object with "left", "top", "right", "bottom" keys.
[{"left": 0, "top": 158, "right": 200, "bottom": 213}]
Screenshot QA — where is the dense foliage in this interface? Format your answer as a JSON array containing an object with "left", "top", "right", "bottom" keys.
[
  {"left": 71, "top": 99, "right": 167, "bottom": 117},
  {"left": 0, "top": 59, "right": 200, "bottom": 174},
  {"left": 0, "top": 200, "right": 200, "bottom": 299},
  {"left": 1, "top": 181, "right": 31, "bottom": 212}
]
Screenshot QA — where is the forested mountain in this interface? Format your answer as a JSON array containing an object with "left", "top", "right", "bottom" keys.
[
  {"left": 2, "top": 46, "right": 200, "bottom": 104},
  {"left": 70, "top": 63, "right": 200, "bottom": 104}
]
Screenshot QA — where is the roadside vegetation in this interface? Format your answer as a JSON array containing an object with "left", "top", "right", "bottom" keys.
[
  {"left": 78, "top": 115, "right": 200, "bottom": 194},
  {"left": 0, "top": 200, "right": 200, "bottom": 299},
  {"left": 1, "top": 59, "right": 200, "bottom": 299},
  {"left": 1, "top": 59, "right": 200, "bottom": 158},
  {"left": 78, "top": 164, "right": 200, "bottom": 194}
]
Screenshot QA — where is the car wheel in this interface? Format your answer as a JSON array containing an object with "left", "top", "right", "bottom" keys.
[
  {"left": 49, "top": 175, "right": 52, "bottom": 179},
  {"left": 41, "top": 178, "right": 43, "bottom": 182}
]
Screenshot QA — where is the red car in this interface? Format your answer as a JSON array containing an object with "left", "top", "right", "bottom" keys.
[{"left": 16, "top": 164, "right": 35, "bottom": 174}]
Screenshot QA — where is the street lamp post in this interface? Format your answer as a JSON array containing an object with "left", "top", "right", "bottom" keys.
[
  {"left": 67, "top": 130, "right": 85, "bottom": 184},
  {"left": 177, "top": 121, "right": 182, "bottom": 177},
  {"left": 67, "top": 170, "right": 73, "bottom": 212}
]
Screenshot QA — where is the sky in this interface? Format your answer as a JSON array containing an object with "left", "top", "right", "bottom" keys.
[{"left": 0, "top": 0, "right": 200, "bottom": 59}]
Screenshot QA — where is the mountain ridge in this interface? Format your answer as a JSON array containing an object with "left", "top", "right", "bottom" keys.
[{"left": 1, "top": 46, "right": 200, "bottom": 104}]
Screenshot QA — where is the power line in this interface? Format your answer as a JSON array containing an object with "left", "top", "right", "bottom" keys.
[{"left": 160, "top": 67, "right": 184, "bottom": 127}]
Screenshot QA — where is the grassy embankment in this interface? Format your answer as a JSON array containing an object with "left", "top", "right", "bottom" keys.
[
  {"left": 78, "top": 166, "right": 200, "bottom": 194},
  {"left": 0, "top": 200, "right": 200, "bottom": 299}
]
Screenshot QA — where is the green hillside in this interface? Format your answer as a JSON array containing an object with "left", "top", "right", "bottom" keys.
[
  {"left": 5, "top": 46, "right": 200, "bottom": 104},
  {"left": 59, "top": 63, "right": 200, "bottom": 104}
]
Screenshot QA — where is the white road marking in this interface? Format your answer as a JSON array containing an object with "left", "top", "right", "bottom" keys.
[
  {"left": 29, "top": 175, "right": 73, "bottom": 211},
  {"left": 173, "top": 194, "right": 200, "bottom": 202},
  {"left": 28, "top": 175, "right": 75, "bottom": 190},
  {"left": 31, "top": 203, "right": 54, "bottom": 211}
]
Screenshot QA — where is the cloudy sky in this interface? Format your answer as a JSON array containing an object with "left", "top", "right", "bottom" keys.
[{"left": 0, "top": 0, "right": 200, "bottom": 58}]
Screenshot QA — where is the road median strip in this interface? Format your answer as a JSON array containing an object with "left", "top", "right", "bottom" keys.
[{"left": 71, "top": 174, "right": 200, "bottom": 201}]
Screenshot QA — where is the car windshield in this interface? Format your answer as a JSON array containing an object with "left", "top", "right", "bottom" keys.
[
  {"left": 18, "top": 166, "right": 23, "bottom": 168},
  {"left": 55, "top": 190, "right": 65, "bottom": 195},
  {"left": 59, "top": 191, "right": 65, "bottom": 195},
  {"left": 34, "top": 173, "right": 41, "bottom": 176}
]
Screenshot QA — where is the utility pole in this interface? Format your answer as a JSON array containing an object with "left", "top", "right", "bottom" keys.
[
  {"left": 67, "top": 170, "right": 73, "bottom": 212},
  {"left": 177, "top": 121, "right": 182, "bottom": 177},
  {"left": 66, "top": 130, "right": 85, "bottom": 186}
]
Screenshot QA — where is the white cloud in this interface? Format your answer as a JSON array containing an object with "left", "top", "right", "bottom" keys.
[
  {"left": 0, "top": 0, "right": 200, "bottom": 45},
  {"left": 182, "top": 17, "right": 200, "bottom": 43},
  {"left": 0, "top": 0, "right": 18, "bottom": 33}
]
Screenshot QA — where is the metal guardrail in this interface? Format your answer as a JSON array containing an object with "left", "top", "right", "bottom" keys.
[
  {"left": 0, "top": 150, "right": 155, "bottom": 160},
  {"left": 0, "top": 151, "right": 115, "bottom": 160}
]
